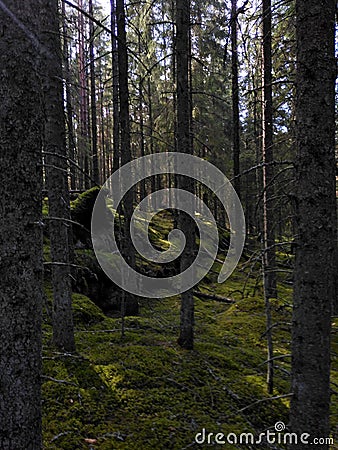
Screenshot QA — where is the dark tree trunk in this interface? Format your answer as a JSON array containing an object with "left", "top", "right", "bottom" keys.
[
  {"left": 116, "top": 0, "right": 139, "bottom": 315},
  {"left": 147, "top": 78, "right": 157, "bottom": 205},
  {"left": 231, "top": 0, "right": 240, "bottom": 198},
  {"left": 41, "top": 0, "right": 76, "bottom": 353},
  {"left": 289, "top": 0, "right": 337, "bottom": 445},
  {"left": 176, "top": 0, "right": 194, "bottom": 350},
  {"left": 99, "top": 80, "right": 106, "bottom": 181},
  {"left": 89, "top": 0, "right": 99, "bottom": 185},
  {"left": 78, "top": 0, "right": 90, "bottom": 190},
  {"left": 139, "top": 78, "right": 146, "bottom": 201},
  {"left": 261, "top": 0, "right": 276, "bottom": 395},
  {"left": 0, "top": 2, "right": 44, "bottom": 447},
  {"left": 62, "top": 0, "right": 77, "bottom": 190},
  {"left": 111, "top": 0, "right": 120, "bottom": 175},
  {"left": 138, "top": 34, "right": 146, "bottom": 201}
]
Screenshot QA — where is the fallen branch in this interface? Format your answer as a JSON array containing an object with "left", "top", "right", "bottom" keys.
[
  {"left": 43, "top": 262, "right": 93, "bottom": 273},
  {"left": 259, "top": 354, "right": 292, "bottom": 366},
  {"left": 42, "top": 375, "right": 78, "bottom": 387},
  {"left": 193, "top": 291, "right": 235, "bottom": 304},
  {"left": 50, "top": 431, "right": 72, "bottom": 443},
  {"left": 44, "top": 216, "right": 90, "bottom": 234},
  {"left": 238, "top": 393, "right": 293, "bottom": 413}
]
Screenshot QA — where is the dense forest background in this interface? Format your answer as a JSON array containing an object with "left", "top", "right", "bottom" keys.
[{"left": 0, "top": 0, "right": 337, "bottom": 449}]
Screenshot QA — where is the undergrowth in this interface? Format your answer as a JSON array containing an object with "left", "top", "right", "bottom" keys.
[{"left": 42, "top": 208, "right": 338, "bottom": 449}]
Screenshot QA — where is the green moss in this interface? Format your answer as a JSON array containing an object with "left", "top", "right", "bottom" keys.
[
  {"left": 72, "top": 293, "right": 106, "bottom": 326},
  {"left": 71, "top": 187, "right": 102, "bottom": 240},
  {"left": 42, "top": 197, "right": 49, "bottom": 217},
  {"left": 41, "top": 211, "right": 337, "bottom": 449}
]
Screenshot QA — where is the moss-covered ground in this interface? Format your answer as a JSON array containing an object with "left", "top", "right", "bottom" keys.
[{"left": 42, "top": 208, "right": 338, "bottom": 449}]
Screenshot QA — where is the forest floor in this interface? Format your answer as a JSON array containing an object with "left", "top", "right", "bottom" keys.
[{"left": 41, "top": 207, "right": 338, "bottom": 449}]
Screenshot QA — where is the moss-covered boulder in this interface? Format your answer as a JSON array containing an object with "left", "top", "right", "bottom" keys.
[
  {"left": 71, "top": 186, "right": 103, "bottom": 247},
  {"left": 73, "top": 248, "right": 138, "bottom": 316},
  {"left": 71, "top": 187, "right": 100, "bottom": 228}
]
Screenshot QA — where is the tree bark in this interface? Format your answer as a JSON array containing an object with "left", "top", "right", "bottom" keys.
[
  {"left": 289, "top": 0, "right": 337, "bottom": 445},
  {"left": 78, "top": 0, "right": 90, "bottom": 189},
  {"left": 0, "top": 2, "right": 44, "bottom": 447},
  {"left": 89, "top": 0, "right": 99, "bottom": 185},
  {"left": 116, "top": 0, "right": 139, "bottom": 315},
  {"left": 176, "top": 0, "right": 194, "bottom": 350},
  {"left": 111, "top": 0, "right": 120, "bottom": 175},
  {"left": 62, "top": 0, "right": 77, "bottom": 190},
  {"left": 41, "top": 0, "right": 76, "bottom": 352},
  {"left": 261, "top": 0, "right": 276, "bottom": 395},
  {"left": 231, "top": 0, "right": 240, "bottom": 198}
]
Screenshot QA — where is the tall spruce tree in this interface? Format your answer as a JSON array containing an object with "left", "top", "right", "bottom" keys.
[
  {"left": 116, "top": 0, "right": 139, "bottom": 316},
  {"left": 0, "top": 1, "right": 44, "bottom": 447},
  {"left": 231, "top": 0, "right": 240, "bottom": 198},
  {"left": 261, "top": 0, "right": 276, "bottom": 395},
  {"left": 176, "top": 0, "right": 194, "bottom": 350},
  {"left": 89, "top": 0, "right": 99, "bottom": 185},
  {"left": 41, "top": 0, "right": 76, "bottom": 352},
  {"left": 289, "top": 0, "right": 337, "bottom": 445}
]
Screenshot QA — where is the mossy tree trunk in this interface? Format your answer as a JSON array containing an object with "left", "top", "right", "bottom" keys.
[
  {"left": 0, "top": 1, "right": 44, "bottom": 447},
  {"left": 41, "top": 0, "right": 76, "bottom": 352},
  {"left": 289, "top": 0, "right": 337, "bottom": 445}
]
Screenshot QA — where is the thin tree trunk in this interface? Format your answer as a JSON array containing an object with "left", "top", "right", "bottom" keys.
[
  {"left": 99, "top": 83, "right": 106, "bottom": 181},
  {"left": 111, "top": 0, "right": 120, "bottom": 175},
  {"left": 116, "top": 0, "right": 139, "bottom": 315},
  {"left": 89, "top": 0, "right": 99, "bottom": 185},
  {"left": 289, "top": 0, "right": 337, "bottom": 445},
  {"left": 176, "top": 0, "right": 194, "bottom": 350},
  {"left": 138, "top": 33, "right": 146, "bottom": 201},
  {"left": 139, "top": 78, "right": 146, "bottom": 200},
  {"left": 261, "top": 0, "right": 276, "bottom": 395},
  {"left": 78, "top": 0, "right": 90, "bottom": 189},
  {"left": 0, "top": 2, "right": 44, "bottom": 446},
  {"left": 62, "top": 0, "right": 77, "bottom": 190},
  {"left": 231, "top": 0, "right": 240, "bottom": 198},
  {"left": 42, "top": 0, "right": 76, "bottom": 353},
  {"left": 86, "top": 73, "right": 91, "bottom": 188},
  {"left": 147, "top": 77, "right": 157, "bottom": 206}
]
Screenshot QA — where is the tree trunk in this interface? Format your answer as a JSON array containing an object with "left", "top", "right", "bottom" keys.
[
  {"left": 99, "top": 79, "right": 107, "bottom": 181},
  {"left": 231, "top": 0, "right": 240, "bottom": 198},
  {"left": 0, "top": 2, "right": 44, "bottom": 447},
  {"left": 147, "top": 78, "right": 157, "bottom": 205},
  {"left": 138, "top": 33, "right": 146, "bottom": 201},
  {"left": 78, "top": 0, "right": 90, "bottom": 190},
  {"left": 111, "top": 0, "right": 120, "bottom": 175},
  {"left": 139, "top": 78, "right": 146, "bottom": 201},
  {"left": 261, "top": 0, "right": 276, "bottom": 395},
  {"left": 176, "top": 0, "right": 194, "bottom": 350},
  {"left": 116, "top": 0, "right": 139, "bottom": 315},
  {"left": 289, "top": 0, "right": 337, "bottom": 445},
  {"left": 62, "top": 0, "right": 77, "bottom": 190},
  {"left": 89, "top": 0, "right": 99, "bottom": 185},
  {"left": 41, "top": 0, "right": 76, "bottom": 353}
]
